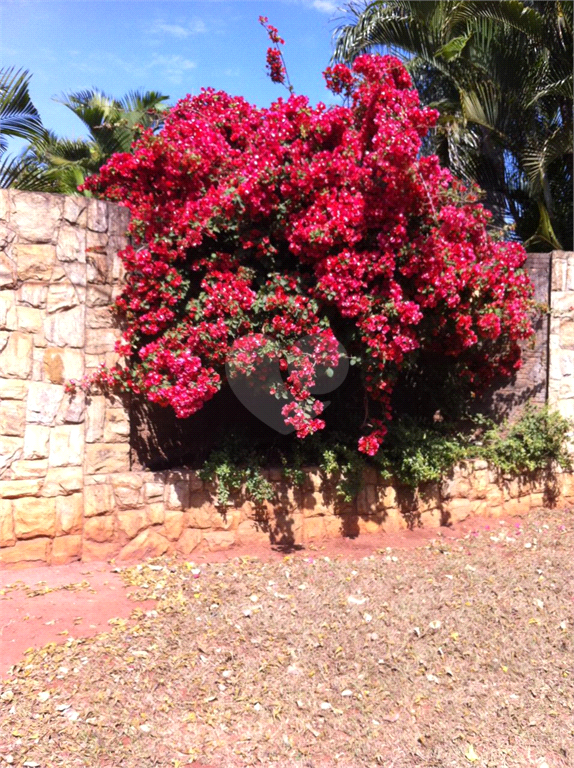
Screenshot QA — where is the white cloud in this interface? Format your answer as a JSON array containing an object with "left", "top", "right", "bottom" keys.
[
  {"left": 312, "top": 0, "right": 339, "bottom": 13},
  {"left": 150, "top": 18, "right": 206, "bottom": 39},
  {"left": 151, "top": 54, "right": 197, "bottom": 84},
  {"left": 67, "top": 52, "right": 196, "bottom": 85}
]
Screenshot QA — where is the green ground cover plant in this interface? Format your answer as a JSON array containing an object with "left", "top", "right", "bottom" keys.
[{"left": 199, "top": 405, "right": 572, "bottom": 506}]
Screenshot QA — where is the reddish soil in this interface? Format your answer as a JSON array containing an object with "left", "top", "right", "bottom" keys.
[{"left": 0, "top": 514, "right": 518, "bottom": 680}]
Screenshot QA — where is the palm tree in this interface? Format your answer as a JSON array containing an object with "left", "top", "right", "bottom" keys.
[
  {"left": 27, "top": 89, "right": 170, "bottom": 193},
  {"left": 333, "top": 1, "right": 573, "bottom": 250},
  {"left": 0, "top": 66, "right": 52, "bottom": 190}
]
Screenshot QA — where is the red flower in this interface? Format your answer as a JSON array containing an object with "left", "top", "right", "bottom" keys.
[{"left": 82, "top": 51, "right": 534, "bottom": 453}]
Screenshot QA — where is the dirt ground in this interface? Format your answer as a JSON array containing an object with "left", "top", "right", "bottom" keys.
[
  {"left": 0, "top": 508, "right": 572, "bottom": 768},
  {"left": 1, "top": 514, "right": 508, "bottom": 679}
]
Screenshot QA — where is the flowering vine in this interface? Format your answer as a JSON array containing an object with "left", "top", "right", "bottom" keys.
[{"left": 80, "top": 26, "right": 534, "bottom": 456}]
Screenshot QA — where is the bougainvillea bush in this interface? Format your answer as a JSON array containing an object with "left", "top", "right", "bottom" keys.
[{"left": 82, "top": 30, "right": 534, "bottom": 457}]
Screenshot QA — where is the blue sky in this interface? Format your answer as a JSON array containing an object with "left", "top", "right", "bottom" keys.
[{"left": 1, "top": 0, "right": 351, "bottom": 148}]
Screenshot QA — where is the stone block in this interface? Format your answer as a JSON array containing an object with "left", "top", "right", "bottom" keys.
[
  {"left": 377, "top": 485, "right": 398, "bottom": 509},
  {"left": 165, "top": 472, "right": 190, "bottom": 509},
  {"left": 108, "top": 205, "right": 130, "bottom": 236},
  {"left": 103, "top": 408, "right": 130, "bottom": 442},
  {"left": 235, "top": 519, "right": 270, "bottom": 545},
  {"left": 323, "top": 515, "right": 344, "bottom": 537},
  {"left": 85, "top": 443, "right": 130, "bottom": 474},
  {"left": 86, "top": 236, "right": 111, "bottom": 283},
  {"left": 56, "top": 223, "right": 86, "bottom": 263},
  {"left": 86, "top": 306, "right": 114, "bottom": 329},
  {"left": 47, "top": 281, "right": 79, "bottom": 313},
  {"left": 117, "top": 529, "right": 170, "bottom": 561},
  {"left": 116, "top": 508, "right": 148, "bottom": 539},
  {"left": 17, "top": 281, "right": 47, "bottom": 308},
  {"left": 144, "top": 482, "right": 165, "bottom": 501},
  {"left": 441, "top": 472, "right": 471, "bottom": 500},
  {"left": 0, "top": 252, "right": 16, "bottom": 288},
  {"left": 31, "top": 346, "right": 43, "bottom": 379},
  {"left": 187, "top": 495, "right": 218, "bottom": 528},
  {"left": 59, "top": 391, "right": 85, "bottom": 424},
  {"left": 10, "top": 459, "right": 48, "bottom": 478},
  {"left": 302, "top": 490, "right": 331, "bottom": 517},
  {"left": 0, "top": 400, "right": 26, "bottom": 436},
  {"left": 560, "top": 318, "right": 574, "bottom": 350},
  {"left": 26, "top": 381, "right": 64, "bottom": 425},
  {"left": 419, "top": 508, "right": 443, "bottom": 528},
  {"left": 305, "top": 470, "right": 323, "bottom": 492},
  {"left": 110, "top": 472, "right": 142, "bottom": 491},
  {"left": 56, "top": 493, "right": 83, "bottom": 535},
  {"left": 0, "top": 435, "right": 22, "bottom": 472},
  {"left": 14, "top": 243, "right": 55, "bottom": 280},
  {"left": 443, "top": 498, "right": 471, "bottom": 524},
  {"left": 85, "top": 327, "right": 119, "bottom": 354},
  {"left": 356, "top": 485, "right": 378, "bottom": 516},
  {"left": 43, "top": 347, "right": 82, "bottom": 384},
  {"left": 303, "top": 516, "right": 327, "bottom": 540},
  {"left": 41, "top": 467, "right": 82, "bottom": 497},
  {"left": 85, "top": 396, "right": 106, "bottom": 443},
  {"left": 0, "top": 537, "right": 50, "bottom": 565},
  {"left": 503, "top": 495, "right": 531, "bottom": 517},
  {"left": 558, "top": 472, "right": 574, "bottom": 500},
  {"left": 469, "top": 469, "right": 490, "bottom": 499},
  {"left": 201, "top": 530, "right": 235, "bottom": 552},
  {"left": 49, "top": 424, "right": 84, "bottom": 467},
  {"left": 213, "top": 507, "right": 241, "bottom": 531},
  {"left": 380, "top": 509, "right": 409, "bottom": 532},
  {"left": 87, "top": 199, "right": 108, "bottom": 232},
  {"left": 81, "top": 539, "right": 119, "bottom": 563},
  {"left": 357, "top": 517, "right": 383, "bottom": 535},
  {"left": 0, "top": 290, "right": 18, "bottom": 331},
  {"left": 0, "top": 190, "right": 9, "bottom": 220},
  {"left": 551, "top": 253, "right": 566, "bottom": 291},
  {"left": 0, "top": 290, "right": 17, "bottom": 329},
  {"left": 0, "top": 499, "right": 15, "bottom": 546},
  {"left": 44, "top": 305, "right": 85, "bottom": 347},
  {"left": 63, "top": 196, "right": 87, "bottom": 224},
  {"left": 190, "top": 471, "right": 203, "bottom": 492},
  {"left": 175, "top": 528, "right": 202, "bottom": 555},
  {"left": 62, "top": 261, "right": 87, "bottom": 289},
  {"left": 112, "top": 479, "right": 143, "bottom": 509},
  {"left": 13, "top": 496, "right": 56, "bottom": 538},
  {"left": 12, "top": 192, "right": 62, "bottom": 242},
  {"left": 86, "top": 284, "right": 113, "bottom": 307},
  {"left": 0, "top": 332, "right": 32, "bottom": 379},
  {"left": 0, "top": 378, "right": 28, "bottom": 400},
  {"left": 84, "top": 514, "right": 115, "bottom": 543},
  {"left": 51, "top": 534, "right": 82, "bottom": 564},
  {"left": 145, "top": 503, "right": 165, "bottom": 526},
  {"left": 162, "top": 510, "right": 185, "bottom": 540},
  {"left": 84, "top": 483, "right": 114, "bottom": 517},
  {"left": 16, "top": 306, "right": 43, "bottom": 335},
  {"left": 0, "top": 479, "right": 42, "bottom": 498}
]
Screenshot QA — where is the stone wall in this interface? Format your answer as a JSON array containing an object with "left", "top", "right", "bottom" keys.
[
  {"left": 0, "top": 190, "right": 129, "bottom": 566},
  {"left": 0, "top": 190, "right": 573, "bottom": 568},
  {"left": 549, "top": 250, "right": 574, "bottom": 449}
]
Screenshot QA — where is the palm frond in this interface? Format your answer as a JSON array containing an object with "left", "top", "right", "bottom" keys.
[
  {"left": 0, "top": 153, "right": 55, "bottom": 191},
  {"left": 0, "top": 67, "right": 43, "bottom": 148}
]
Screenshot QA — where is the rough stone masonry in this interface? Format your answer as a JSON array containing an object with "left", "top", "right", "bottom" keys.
[{"left": 0, "top": 190, "right": 573, "bottom": 567}]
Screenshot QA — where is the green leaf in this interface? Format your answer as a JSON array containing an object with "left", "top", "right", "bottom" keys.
[{"left": 436, "top": 34, "right": 472, "bottom": 61}]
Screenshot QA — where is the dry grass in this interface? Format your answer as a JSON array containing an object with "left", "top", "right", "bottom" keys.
[{"left": 1, "top": 507, "right": 573, "bottom": 768}]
